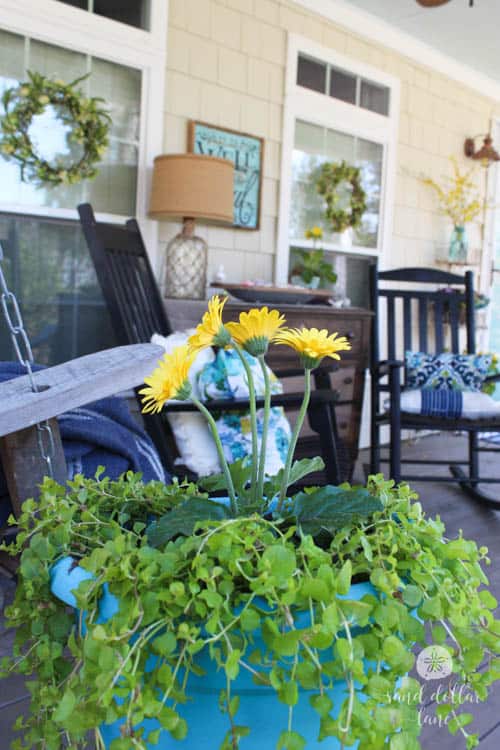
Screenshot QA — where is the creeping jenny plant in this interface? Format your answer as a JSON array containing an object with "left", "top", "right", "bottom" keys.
[{"left": 2, "top": 298, "right": 500, "bottom": 750}]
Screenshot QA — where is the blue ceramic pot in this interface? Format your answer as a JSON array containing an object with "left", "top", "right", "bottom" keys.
[{"left": 50, "top": 556, "right": 376, "bottom": 749}]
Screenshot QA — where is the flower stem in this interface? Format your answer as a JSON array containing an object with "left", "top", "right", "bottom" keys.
[
  {"left": 257, "top": 355, "right": 271, "bottom": 504},
  {"left": 193, "top": 397, "right": 238, "bottom": 515},
  {"left": 232, "top": 343, "right": 259, "bottom": 502},
  {"left": 278, "top": 367, "right": 311, "bottom": 511}
]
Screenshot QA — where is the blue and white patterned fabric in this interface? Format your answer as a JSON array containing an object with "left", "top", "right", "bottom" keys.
[
  {"left": 198, "top": 349, "right": 292, "bottom": 475},
  {"left": 400, "top": 388, "right": 500, "bottom": 419},
  {"left": 405, "top": 351, "right": 492, "bottom": 392}
]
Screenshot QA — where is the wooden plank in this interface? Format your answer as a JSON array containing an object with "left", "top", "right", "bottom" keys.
[
  {"left": 0, "top": 419, "right": 67, "bottom": 516},
  {"left": 0, "top": 344, "right": 163, "bottom": 437}
]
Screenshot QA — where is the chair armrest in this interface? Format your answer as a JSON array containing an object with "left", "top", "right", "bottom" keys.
[
  {"left": 273, "top": 362, "right": 339, "bottom": 379},
  {"left": 163, "top": 389, "right": 338, "bottom": 414},
  {"left": 372, "top": 359, "right": 405, "bottom": 378}
]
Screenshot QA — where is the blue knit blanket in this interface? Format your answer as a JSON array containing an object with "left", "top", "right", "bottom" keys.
[{"left": 0, "top": 362, "right": 167, "bottom": 523}]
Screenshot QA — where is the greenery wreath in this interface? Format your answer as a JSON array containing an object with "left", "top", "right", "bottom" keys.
[
  {"left": 316, "top": 160, "right": 367, "bottom": 233},
  {"left": 0, "top": 71, "right": 110, "bottom": 187}
]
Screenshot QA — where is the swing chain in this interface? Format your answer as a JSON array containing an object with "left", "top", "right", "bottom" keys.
[{"left": 0, "top": 242, "right": 55, "bottom": 478}]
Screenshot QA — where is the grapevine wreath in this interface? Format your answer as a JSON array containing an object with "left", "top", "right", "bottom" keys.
[
  {"left": 0, "top": 71, "right": 110, "bottom": 186},
  {"left": 316, "top": 160, "right": 367, "bottom": 233}
]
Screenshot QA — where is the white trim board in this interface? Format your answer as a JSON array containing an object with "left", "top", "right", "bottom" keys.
[{"left": 293, "top": 0, "right": 500, "bottom": 103}]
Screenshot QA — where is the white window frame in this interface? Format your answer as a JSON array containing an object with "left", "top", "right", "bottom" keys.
[
  {"left": 276, "top": 34, "right": 400, "bottom": 284},
  {"left": 0, "top": 0, "right": 167, "bottom": 261}
]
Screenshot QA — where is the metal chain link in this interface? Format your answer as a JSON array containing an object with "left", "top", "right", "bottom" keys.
[{"left": 0, "top": 241, "right": 55, "bottom": 478}]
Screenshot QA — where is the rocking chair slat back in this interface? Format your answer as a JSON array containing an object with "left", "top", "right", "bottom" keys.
[
  {"left": 372, "top": 267, "right": 475, "bottom": 364},
  {"left": 78, "top": 204, "right": 170, "bottom": 345}
]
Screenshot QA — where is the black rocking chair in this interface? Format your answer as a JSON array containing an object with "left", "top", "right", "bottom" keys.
[
  {"left": 370, "top": 265, "right": 500, "bottom": 508},
  {"left": 78, "top": 203, "right": 346, "bottom": 486}
]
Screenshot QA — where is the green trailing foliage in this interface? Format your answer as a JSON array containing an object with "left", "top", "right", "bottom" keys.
[{"left": 1, "top": 471, "right": 500, "bottom": 750}]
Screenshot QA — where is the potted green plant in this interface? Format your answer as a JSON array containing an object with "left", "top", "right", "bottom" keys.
[
  {"left": 2, "top": 297, "right": 500, "bottom": 750},
  {"left": 291, "top": 228, "right": 337, "bottom": 289}
]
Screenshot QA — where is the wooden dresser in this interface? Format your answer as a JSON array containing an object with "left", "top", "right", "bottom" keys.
[{"left": 164, "top": 299, "right": 372, "bottom": 479}]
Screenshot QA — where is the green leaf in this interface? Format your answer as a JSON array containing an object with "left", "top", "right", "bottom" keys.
[
  {"left": 292, "top": 486, "right": 382, "bottom": 536},
  {"left": 287, "top": 457, "right": 325, "bottom": 487},
  {"left": 402, "top": 585, "right": 422, "bottom": 608},
  {"left": 277, "top": 730, "right": 306, "bottom": 750},
  {"left": 146, "top": 499, "right": 230, "bottom": 547},
  {"left": 53, "top": 690, "right": 76, "bottom": 723},
  {"left": 336, "top": 560, "right": 352, "bottom": 595},
  {"left": 260, "top": 545, "right": 296, "bottom": 586}
]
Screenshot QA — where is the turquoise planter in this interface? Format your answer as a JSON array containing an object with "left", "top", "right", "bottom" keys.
[{"left": 50, "top": 556, "right": 375, "bottom": 749}]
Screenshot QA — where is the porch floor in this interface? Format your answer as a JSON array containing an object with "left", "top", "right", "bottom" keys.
[{"left": 1, "top": 433, "right": 500, "bottom": 748}]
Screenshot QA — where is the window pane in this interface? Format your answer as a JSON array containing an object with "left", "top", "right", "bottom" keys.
[
  {"left": 55, "top": 0, "right": 150, "bottom": 29},
  {"left": 85, "top": 142, "right": 138, "bottom": 215},
  {"left": 290, "top": 120, "right": 383, "bottom": 251},
  {"left": 360, "top": 79, "right": 390, "bottom": 116},
  {"left": 329, "top": 67, "right": 356, "bottom": 106},
  {"left": 291, "top": 121, "right": 328, "bottom": 239},
  {"left": 0, "top": 213, "right": 115, "bottom": 366},
  {"left": 297, "top": 55, "right": 326, "bottom": 94},
  {"left": 354, "top": 137, "right": 383, "bottom": 248},
  {"left": 94, "top": 0, "right": 150, "bottom": 30},
  {"left": 0, "top": 31, "right": 141, "bottom": 216},
  {"left": 91, "top": 57, "right": 141, "bottom": 142}
]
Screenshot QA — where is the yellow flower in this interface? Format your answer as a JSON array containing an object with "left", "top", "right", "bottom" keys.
[
  {"left": 139, "top": 345, "right": 194, "bottom": 414},
  {"left": 226, "top": 307, "right": 286, "bottom": 356},
  {"left": 305, "top": 226, "right": 323, "bottom": 240},
  {"left": 188, "top": 295, "right": 231, "bottom": 355},
  {"left": 275, "top": 327, "right": 351, "bottom": 368}
]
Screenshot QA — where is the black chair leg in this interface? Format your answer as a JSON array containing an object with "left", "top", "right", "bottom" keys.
[
  {"left": 389, "top": 413, "right": 402, "bottom": 484},
  {"left": 308, "top": 402, "right": 342, "bottom": 485},
  {"left": 468, "top": 431, "right": 479, "bottom": 488},
  {"left": 370, "top": 421, "right": 380, "bottom": 475}
]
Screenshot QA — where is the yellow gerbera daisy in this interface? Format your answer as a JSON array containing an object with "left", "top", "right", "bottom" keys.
[
  {"left": 140, "top": 345, "right": 194, "bottom": 414},
  {"left": 275, "top": 327, "right": 351, "bottom": 369},
  {"left": 226, "top": 307, "right": 286, "bottom": 356},
  {"left": 188, "top": 295, "right": 231, "bottom": 355}
]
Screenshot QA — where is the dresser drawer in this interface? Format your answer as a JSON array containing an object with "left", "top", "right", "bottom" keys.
[{"left": 330, "top": 365, "right": 355, "bottom": 402}]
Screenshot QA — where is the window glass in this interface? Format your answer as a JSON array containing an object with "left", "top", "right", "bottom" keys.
[
  {"left": 297, "top": 53, "right": 390, "bottom": 117},
  {"left": 0, "top": 29, "right": 141, "bottom": 216},
  {"left": 360, "top": 79, "right": 390, "bottom": 116},
  {"left": 55, "top": 0, "right": 151, "bottom": 30},
  {"left": 290, "top": 120, "right": 383, "bottom": 249},
  {"left": 0, "top": 213, "right": 115, "bottom": 366},
  {"left": 297, "top": 55, "right": 326, "bottom": 94},
  {"left": 329, "top": 67, "right": 356, "bottom": 106}
]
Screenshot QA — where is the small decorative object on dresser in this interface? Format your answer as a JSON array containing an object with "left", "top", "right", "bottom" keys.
[
  {"left": 149, "top": 153, "right": 234, "bottom": 300},
  {"left": 189, "top": 121, "right": 264, "bottom": 230},
  {"left": 291, "top": 227, "right": 337, "bottom": 289}
]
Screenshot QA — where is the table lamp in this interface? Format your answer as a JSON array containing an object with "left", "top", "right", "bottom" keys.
[{"left": 149, "top": 153, "right": 234, "bottom": 299}]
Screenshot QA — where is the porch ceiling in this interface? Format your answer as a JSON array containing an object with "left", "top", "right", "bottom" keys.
[{"left": 344, "top": 0, "right": 500, "bottom": 84}]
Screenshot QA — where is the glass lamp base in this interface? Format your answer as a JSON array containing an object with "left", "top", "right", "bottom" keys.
[{"left": 163, "top": 231, "right": 208, "bottom": 300}]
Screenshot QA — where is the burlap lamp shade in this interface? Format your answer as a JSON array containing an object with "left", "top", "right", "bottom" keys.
[{"left": 149, "top": 154, "right": 234, "bottom": 299}]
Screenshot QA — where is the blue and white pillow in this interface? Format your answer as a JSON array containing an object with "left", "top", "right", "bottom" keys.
[
  {"left": 405, "top": 352, "right": 492, "bottom": 392},
  {"left": 198, "top": 349, "right": 292, "bottom": 476}
]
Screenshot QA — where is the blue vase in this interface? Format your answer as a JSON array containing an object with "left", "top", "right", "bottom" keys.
[
  {"left": 50, "top": 556, "right": 377, "bottom": 749},
  {"left": 449, "top": 225, "right": 468, "bottom": 262}
]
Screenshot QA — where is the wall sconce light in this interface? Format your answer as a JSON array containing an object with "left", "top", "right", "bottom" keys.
[{"left": 464, "top": 134, "right": 500, "bottom": 167}]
